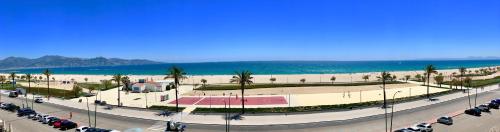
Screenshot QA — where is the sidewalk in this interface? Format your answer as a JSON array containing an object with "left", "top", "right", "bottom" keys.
[{"left": 2, "top": 83, "right": 498, "bottom": 126}]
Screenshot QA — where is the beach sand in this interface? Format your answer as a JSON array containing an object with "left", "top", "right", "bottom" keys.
[{"left": 1, "top": 66, "right": 497, "bottom": 86}]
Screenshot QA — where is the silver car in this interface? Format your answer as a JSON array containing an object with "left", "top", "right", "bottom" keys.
[
  {"left": 415, "top": 123, "right": 433, "bottom": 132},
  {"left": 437, "top": 116, "right": 453, "bottom": 125}
]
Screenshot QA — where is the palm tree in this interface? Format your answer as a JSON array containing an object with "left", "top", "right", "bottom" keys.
[
  {"left": 9, "top": 72, "right": 16, "bottom": 90},
  {"left": 377, "top": 71, "right": 391, "bottom": 108},
  {"left": 230, "top": 71, "right": 253, "bottom": 114},
  {"left": 391, "top": 75, "right": 397, "bottom": 82},
  {"left": 0, "top": 75, "right": 5, "bottom": 102},
  {"left": 362, "top": 75, "right": 370, "bottom": 82},
  {"left": 121, "top": 76, "right": 130, "bottom": 92},
  {"left": 464, "top": 77, "right": 472, "bottom": 109},
  {"left": 459, "top": 67, "right": 467, "bottom": 90},
  {"left": 165, "top": 66, "right": 187, "bottom": 112},
  {"left": 377, "top": 71, "right": 391, "bottom": 132},
  {"left": 269, "top": 77, "right": 276, "bottom": 84},
  {"left": 112, "top": 74, "right": 123, "bottom": 107},
  {"left": 404, "top": 75, "right": 411, "bottom": 82},
  {"left": 84, "top": 78, "right": 88, "bottom": 83},
  {"left": 330, "top": 76, "right": 336, "bottom": 84},
  {"left": 200, "top": 79, "right": 207, "bottom": 88},
  {"left": 25, "top": 74, "right": 32, "bottom": 107},
  {"left": 43, "top": 69, "right": 52, "bottom": 100},
  {"left": 425, "top": 65, "right": 437, "bottom": 100}
]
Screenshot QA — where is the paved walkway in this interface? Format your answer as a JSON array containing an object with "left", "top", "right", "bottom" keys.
[{"left": 1, "top": 83, "right": 498, "bottom": 126}]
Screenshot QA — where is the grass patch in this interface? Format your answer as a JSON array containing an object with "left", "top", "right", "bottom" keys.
[
  {"left": 0, "top": 83, "right": 82, "bottom": 99},
  {"left": 197, "top": 81, "right": 405, "bottom": 90},
  {"left": 192, "top": 89, "right": 460, "bottom": 113},
  {"left": 149, "top": 105, "right": 185, "bottom": 111},
  {"left": 76, "top": 83, "right": 120, "bottom": 91},
  {"left": 444, "top": 76, "right": 500, "bottom": 88}
]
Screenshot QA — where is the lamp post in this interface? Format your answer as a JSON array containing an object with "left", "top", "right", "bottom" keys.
[{"left": 390, "top": 91, "right": 402, "bottom": 132}]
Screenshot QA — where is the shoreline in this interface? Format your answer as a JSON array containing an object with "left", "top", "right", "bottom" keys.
[{"left": 1, "top": 66, "right": 498, "bottom": 84}]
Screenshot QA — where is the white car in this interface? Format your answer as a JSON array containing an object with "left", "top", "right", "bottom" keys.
[
  {"left": 415, "top": 123, "right": 433, "bottom": 132},
  {"left": 35, "top": 98, "right": 44, "bottom": 103},
  {"left": 75, "top": 126, "right": 89, "bottom": 132},
  {"left": 38, "top": 114, "right": 49, "bottom": 122},
  {"left": 42, "top": 116, "right": 54, "bottom": 124}
]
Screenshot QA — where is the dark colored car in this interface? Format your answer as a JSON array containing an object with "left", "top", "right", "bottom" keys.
[
  {"left": 17, "top": 108, "right": 36, "bottom": 116},
  {"left": 60, "top": 120, "right": 78, "bottom": 130},
  {"left": 488, "top": 102, "right": 499, "bottom": 109},
  {"left": 465, "top": 107, "right": 481, "bottom": 116},
  {"left": 491, "top": 99, "right": 500, "bottom": 104},
  {"left": 478, "top": 104, "right": 490, "bottom": 112},
  {"left": 3, "top": 103, "right": 20, "bottom": 112},
  {"left": 48, "top": 117, "right": 61, "bottom": 126}
]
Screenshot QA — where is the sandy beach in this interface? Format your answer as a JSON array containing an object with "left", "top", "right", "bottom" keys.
[{"left": 1, "top": 66, "right": 497, "bottom": 86}]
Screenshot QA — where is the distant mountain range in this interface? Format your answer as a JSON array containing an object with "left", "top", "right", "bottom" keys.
[{"left": 0, "top": 55, "right": 162, "bottom": 69}]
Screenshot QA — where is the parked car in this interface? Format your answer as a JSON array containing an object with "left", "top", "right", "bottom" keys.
[
  {"left": 76, "top": 126, "right": 89, "bottom": 132},
  {"left": 415, "top": 123, "right": 433, "bottom": 132},
  {"left": 43, "top": 116, "right": 55, "bottom": 124},
  {"left": 38, "top": 114, "right": 49, "bottom": 122},
  {"left": 394, "top": 128, "right": 414, "bottom": 132},
  {"left": 17, "top": 108, "right": 36, "bottom": 116},
  {"left": 60, "top": 120, "right": 78, "bottom": 130},
  {"left": 437, "top": 116, "right": 453, "bottom": 125},
  {"left": 53, "top": 119, "right": 66, "bottom": 128},
  {"left": 48, "top": 117, "right": 61, "bottom": 126},
  {"left": 491, "top": 99, "right": 500, "bottom": 104},
  {"left": 27, "top": 113, "right": 38, "bottom": 119},
  {"left": 8, "top": 91, "right": 18, "bottom": 97},
  {"left": 85, "top": 127, "right": 120, "bottom": 132},
  {"left": 478, "top": 104, "right": 490, "bottom": 112},
  {"left": 3, "top": 103, "right": 19, "bottom": 112},
  {"left": 488, "top": 102, "right": 499, "bottom": 109},
  {"left": 165, "top": 121, "right": 186, "bottom": 132},
  {"left": 465, "top": 107, "right": 482, "bottom": 116},
  {"left": 35, "top": 98, "right": 44, "bottom": 103},
  {"left": 406, "top": 126, "right": 421, "bottom": 132}
]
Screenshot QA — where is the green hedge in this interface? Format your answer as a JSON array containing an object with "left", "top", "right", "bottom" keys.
[
  {"left": 444, "top": 76, "right": 500, "bottom": 88},
  {"left": 0, "top": 84, "right": 81, "bottom": 99},
  {"left": 192, "top": 89, "right": 459, "bottom": 113},
  {"left": 197, "top": 81, "right": 405, "bottom": 90},
  {"left": 149, "top": 105, "right": 185, "bottom": 111},
  {"left": 76, "top": 83, "right": 120, "bottom": 91}
]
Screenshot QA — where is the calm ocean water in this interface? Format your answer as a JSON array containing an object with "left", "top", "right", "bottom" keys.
[{"left": 1, "top": 60, "right": 500, "bottom": 75}]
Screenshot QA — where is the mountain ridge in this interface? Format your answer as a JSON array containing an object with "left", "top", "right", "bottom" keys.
[{"left": 0, "top": 55, "right": 163, "bottom": 70}]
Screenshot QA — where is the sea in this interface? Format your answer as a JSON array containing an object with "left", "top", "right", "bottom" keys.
[{"left": 1, "top": 60, "right": 500, "bottom": 75}]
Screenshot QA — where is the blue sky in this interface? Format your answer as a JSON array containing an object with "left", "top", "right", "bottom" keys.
[{"left": 1, "top": 0, "right": 499, "bottom": 62}]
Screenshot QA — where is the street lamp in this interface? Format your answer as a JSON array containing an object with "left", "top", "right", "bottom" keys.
[{"left": 390, "top": 90, "right": 402, "bottom": 132}]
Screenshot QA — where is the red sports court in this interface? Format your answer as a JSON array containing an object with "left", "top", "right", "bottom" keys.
[{"left": 168, "top": 96, "right": 287, "bottom": 105}]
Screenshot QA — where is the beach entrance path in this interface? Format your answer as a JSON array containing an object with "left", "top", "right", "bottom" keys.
[{"left": 169, "top": 96, "right": 288, "bottom": 106}]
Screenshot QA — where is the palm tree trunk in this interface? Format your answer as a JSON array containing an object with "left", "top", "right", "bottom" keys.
[
  {"left": 175, "top": 82, "right": 179, "bottom": 112},
  {"left": 117, "top": 82, "right": 121, "bottom": 107},
  {"left": 47, "top": 76, "right": 50, "bottom": 100},
  {"left": 426, "top": 75, "right": 430, "bottom": 99},
  {"left": 241, "top": 83, "right": 245, "bottom": 114}
]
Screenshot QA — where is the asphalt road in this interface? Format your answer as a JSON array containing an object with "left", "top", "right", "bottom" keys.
[
  {"left": 0, "top": 96, "right": 161, "bottom": 132},
  {"left": 1, "top": 85, "right": 500, "bottom": 132}
]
